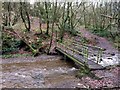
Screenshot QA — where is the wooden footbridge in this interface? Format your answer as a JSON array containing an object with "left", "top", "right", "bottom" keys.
[{"left": 55, "top": 39, "right": 105, "bottom": 70}]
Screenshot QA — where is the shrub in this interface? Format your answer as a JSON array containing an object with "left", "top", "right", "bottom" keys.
[{"left": 2, "top": 31, "right": 21, "bottom": 54}]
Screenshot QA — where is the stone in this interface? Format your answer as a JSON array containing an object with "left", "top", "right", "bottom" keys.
[
  {"left": 111, "top": 53, "right": 115, "bottom": 56},
  {"left": 32, "top": 73, "right": 44, "bottom": 81},
  {"left": 107, "top": 58, "right": 112, "bottom": 60}
]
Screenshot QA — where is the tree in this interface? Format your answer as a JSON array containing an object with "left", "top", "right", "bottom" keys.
[
  {"left": 117, "top": 1, "right": 120, "bottom": 34},
  {"left": 47, "top": 2, "right": 57, "bottom": 54},
  {"left": 45, "top": 2, "right": 50, "bottom": 35},
  {"left": 58, "top": 2, "right": 66, "bottom": 42},
  {"left": 20, "top": 2, "right": 31, "bottom": 32},
  {"left": 2, "top": 2, "right": 20, "bottom": 27},
  {"left": 34, "top": 2, "right": 44, "bottom": 34}
]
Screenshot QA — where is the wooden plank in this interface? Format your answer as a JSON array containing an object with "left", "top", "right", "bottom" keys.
[
  {"left": 87, "top": 60, "right": 105, "bottom": 70},
  {"left": 59, "top": 43, "right": 86, "bottom": 56},
  {"left": 73, "top": 40, "right": 104, "bottom": 51},
  {"left": 72, "top": 43, "right": 96, "bottom": 54},
  {"left": 72, "top": 51, "right": 104, "bottom": 70},
  {"left": 56, "top": 47, "right": 105, "bottom": 70},
  {"left": 55, "top": 47, "right": 85, "bottom": 67}
]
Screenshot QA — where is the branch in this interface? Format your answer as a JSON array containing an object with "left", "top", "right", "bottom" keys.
[
  {"left": 101, "top": 14, "right": 118, "bottom": 19},
  {"left": 23, "top": 2, "right": 31, "bottom": 30},
  {"left": 6, "top": 28, "right": 38, "bottom": 55}
]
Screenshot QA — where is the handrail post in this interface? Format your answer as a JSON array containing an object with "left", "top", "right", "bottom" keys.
[
  {"left": 97, "top": 49, "right": 100, "bottom": 63},
  {"left": 84, "top": 46, "right": 88, "bottom": 64},
  {"left": 72, "top": 41, "right": 74, "bottom": 57},
  {"left": 99, "top": 49, "right": 103, "bottom": 63},
  {"left": 86, "top": 47, "right": 89, "bottom": 64},
  {"left": 83, "top": 45, "right": 86, "bottom": 64}
]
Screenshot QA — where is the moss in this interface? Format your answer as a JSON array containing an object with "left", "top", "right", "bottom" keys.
[
  {"left": 76, "top": 65, "right": 101, "bottom": 80},
  {"left": 76, "top": 65, "right": 90, "bottom": 79}
]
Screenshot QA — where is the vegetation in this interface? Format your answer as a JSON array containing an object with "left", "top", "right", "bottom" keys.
[
  {"left": 1, "top": 1, "right": 119, "bottom": 88},
  {"left": 1, "top": 1, "right": 120, "bottom": 56}
]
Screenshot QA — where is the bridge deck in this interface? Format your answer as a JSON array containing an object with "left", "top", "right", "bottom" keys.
[{"left": 56, "top": 47, "right": 105, "bottom": 70}]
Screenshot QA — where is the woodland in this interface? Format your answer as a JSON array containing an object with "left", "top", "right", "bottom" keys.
[{"left": 1, "top": 0, "right": 120, "bottom": 89}]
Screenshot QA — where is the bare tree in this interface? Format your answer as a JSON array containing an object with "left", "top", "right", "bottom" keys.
[
  {"left": 45, "top": 2, "right": 50, "bottom": 35},
  {"left": 2, "top": 2, "right": 20, "bottom": 27},
  {"left": 34, "top": 2, "right": 43, "bottom": 34},
  {"left": 20, "top": 2, "right": 31, "bottom": 32},
  {"left": 47, "top": 2, "right": 57, "bottom": 54},
  {"left": 117, "top": 1, "right": 120, "bottom": 34}
]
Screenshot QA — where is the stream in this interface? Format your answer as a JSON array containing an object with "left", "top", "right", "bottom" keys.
[
  {"left": 1, "top": 55, "right": 119, "bottom": 88},
  {"left": 1, "top": 55, "right": 84, "bottom": 88}
]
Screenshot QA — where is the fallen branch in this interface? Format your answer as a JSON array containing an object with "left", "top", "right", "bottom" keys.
[{"left": 4, "top": 27, "right": 38, "bottom": 55}]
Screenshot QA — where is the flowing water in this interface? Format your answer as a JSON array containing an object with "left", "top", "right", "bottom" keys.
[
  {"left": 1, "top": 55, "right": 119, "bottom": 88},
  {"left": 1, "top": 55, "right": 82, "bottom": 88}
]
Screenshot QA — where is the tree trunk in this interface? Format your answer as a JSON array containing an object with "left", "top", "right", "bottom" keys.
[
  {"left": 20, "top": 2, "right": 30, "bottom": 32},
  {"left": 24, "top": 3, "right": 31, "bottom": 31},
  {"left": 45, "top": 2, "right": 49, "bottom": 35},
  {"left": 60, "top": 3, "right": 66, "bottom": 42},
  {"left": 83, "top": 3, "right": 87, "bottom": 28},
  {"left": 118, "top": 1, "right": 120, "bottom": 34},
  {"left": 39, "top": 17, "right": 42, "bottom": 34},
  {"left": 8, "top": 2, "right": 11, "bottom": 26},
  {"left": 47, "top": 2, "right": 57, "bottom": 54}
]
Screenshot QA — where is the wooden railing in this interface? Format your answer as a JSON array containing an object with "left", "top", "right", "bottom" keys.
[{"left": 56, "top": 39, "right": 104, "bottom": 64}]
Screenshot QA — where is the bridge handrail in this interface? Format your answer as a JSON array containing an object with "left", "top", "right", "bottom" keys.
[
  {"left": 67, "top": 39, "right": 104, "bottom": 51},
  {"left": 57, "top": 39, "right": 103, "bottom": 63},
  {"left": 72, "top": 42, "right": 101, "bottom": 54},
  {"left": 58, "top": 43, "right": 85, "bottom": 56},
  {"left": 58, "top": 43, "right": 89, "bottom": 63},
  {"left": 71, "top": 40, "right": 103, "bottom": 63}
]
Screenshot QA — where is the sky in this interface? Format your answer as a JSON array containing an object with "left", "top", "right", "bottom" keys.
[
  {"left": 0, "top": 0, "right": 119, "bottom": 3},
  {"left": 29, "top": 0, "right": 119, "bottom": 4},
  {"left": 30, "top": 0, "right": 35, "bottom": 4}
]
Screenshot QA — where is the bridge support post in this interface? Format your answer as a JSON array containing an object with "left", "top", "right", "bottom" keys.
[
  {"left": 97, "top": 50, "right": 99, "bottom": 63},
  {"left": 99, "top": 49, "right": 103, "bottom": 63},
  {"left": 97, "top": 49, "right": 103, "bottom": 63}
]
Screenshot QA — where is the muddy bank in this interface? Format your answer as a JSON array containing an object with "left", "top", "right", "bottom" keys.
[{"left": 1, "top": 55, "right": 62, "bottom": 64}]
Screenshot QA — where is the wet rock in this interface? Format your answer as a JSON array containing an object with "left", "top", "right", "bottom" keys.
[
  {"left": 2, "top": 54, "right": 119, "bottom": 88},
  {"left": 111, "top": 53, "right": 115, "bottom": 56},
  {"left": 105, "top": 73, "right": 114, "bottom": 77},
  {"left": 32, "top": 73, "right": 44, "bottom": 80},
  {"left": 76, "top": 83, "right": 87, "bottom": 88},
  {"left": 99, "top": 59, "right": 103, "bottom": 62},
  {"left": 107, "top": 58, "right": 112, "bottom": 60}
]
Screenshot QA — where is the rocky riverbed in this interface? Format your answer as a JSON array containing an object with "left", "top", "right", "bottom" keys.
[
  {"left": 1, "top": 55, "right": 119, "bottom": 88},
  {"left": 1, "top": 55, "right": 81, "bottom": 88}
]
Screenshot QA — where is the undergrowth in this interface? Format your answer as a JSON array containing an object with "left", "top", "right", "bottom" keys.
[{"left": 76, "top": 65, "right": 102, "bottom": 80}]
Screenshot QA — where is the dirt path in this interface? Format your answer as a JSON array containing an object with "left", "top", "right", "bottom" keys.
[
  {"left": 74, "top": 28, "right": 119, "bottom": 88},
  {"left": 76, "top": 27, "right": 119, "bottom": 66},
  {"left": 79, "top": 28, "right": 118, "bottom": 54}
]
